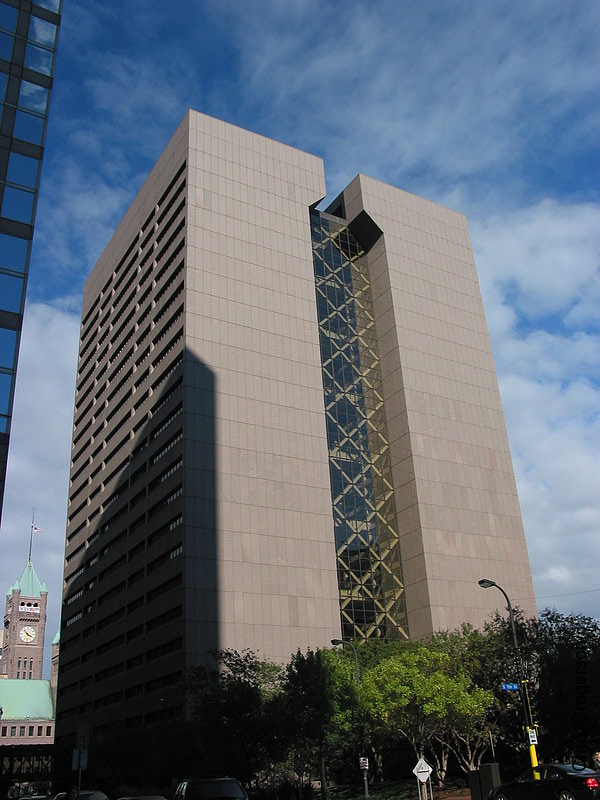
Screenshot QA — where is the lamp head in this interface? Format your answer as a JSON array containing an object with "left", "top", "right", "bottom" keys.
[
  {"left": 331, "top": 638, "right": 343, "bottom": 646},
  {"left": 479, "top": 578, "right": 496, "bottom": 589}
]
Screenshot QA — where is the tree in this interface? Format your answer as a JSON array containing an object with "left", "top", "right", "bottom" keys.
[
  {"left": 186, "top": 649, "right": 284, "bottom": 784},
  {"left": 281, "top": 649, "right": 336, "bottom": 800},
  {"left": 534, "top": 609, "right": 600, "bottom": 762},
  {"left": 361, "top": 640, "right": 494, "bottom": 783}
]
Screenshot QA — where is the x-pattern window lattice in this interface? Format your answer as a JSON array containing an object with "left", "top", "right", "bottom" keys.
[{"left": 311, "top": 213, "right": 408, "bottom": 641}]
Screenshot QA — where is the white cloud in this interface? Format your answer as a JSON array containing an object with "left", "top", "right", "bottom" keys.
[
  {"left": 469, "top": 198, "right": 600, "bottom": 618},
  {"left": 210, "top": 0, "right": 600, "bottom": 199},
  {"left": 473, "top": 201, "right": 600, "bottom": 324}
]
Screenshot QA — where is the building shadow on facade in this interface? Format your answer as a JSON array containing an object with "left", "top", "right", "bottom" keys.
[{"left": 55, "top": 350, "right": 218, "bottom": 786}]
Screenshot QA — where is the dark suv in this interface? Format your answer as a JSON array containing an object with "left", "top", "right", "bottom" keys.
[{"left": 174, "top": 779, "right": 247, "bottom": 800}]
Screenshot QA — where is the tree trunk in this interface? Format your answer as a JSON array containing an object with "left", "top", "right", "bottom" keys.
[{"left": 320, "top": 751, "right": 327, "bottom": 800}]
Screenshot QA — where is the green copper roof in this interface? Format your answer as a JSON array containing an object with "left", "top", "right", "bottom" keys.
[
  {"left": 0, "top": 679, "right": 54, "bottom": 719},
  {"left": 52, "top": 630, "right": 60, "bottom": 645},
  {"left": 7, "top": 561, "right": 46, "bottom": 599}
]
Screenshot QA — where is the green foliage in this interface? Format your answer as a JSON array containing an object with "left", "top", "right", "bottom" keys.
[
  {"left": 186, "top": 649, "right": 285, "bottom": 783},
  {"left": 180, "top": 610, "right": 600, "bottom": 791},
  {"left": 360, "top": 639, "right": 494, "bottom": 780},
  {"left": 534, "top": 609, "right": 600, "bottom": 761}
]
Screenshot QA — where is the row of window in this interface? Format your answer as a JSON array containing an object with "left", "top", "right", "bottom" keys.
[
  {"left": 59, "top": 606, "right": 183, "bottom": 690},
  {"left": 64, "top": 527, "right": 184, "bottom": 628},
  {"left": 79, "top": 162, "right": 186, "bottom": 333},
  {"left": 66, "top": 438, "right": 183, "bottom": 576},
  {"left": 66, "top": 363, "right": 184, "bottom": 535},
  {"left": 74, "top": 253, "right": 184, "bottom": 418},
  {"left": 60, "top": 571, "right": 183, "bottom": 656},
  {"left": 75, "top": 170, "right": 186, "bottom": 396},
  {"left": 57, "top": 640, "right": 183, "bottom": 716},
  {"left": 0, "top": 724, "right": 52, "bottom": 738}
]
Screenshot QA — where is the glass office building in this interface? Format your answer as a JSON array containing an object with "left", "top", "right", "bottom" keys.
[{"left": 0, "top": 0, "right": 61, "bottom": 525}]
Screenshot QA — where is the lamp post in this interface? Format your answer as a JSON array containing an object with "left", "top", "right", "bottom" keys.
[
  {"left": 331, "top": 638, "right": 359, "bottom": 687},
  {"left": 478, "top": 578, "right": 538, "bottom": 767},
  {"left": 331, "top": 639, "right": 369, "bottom": 798}
]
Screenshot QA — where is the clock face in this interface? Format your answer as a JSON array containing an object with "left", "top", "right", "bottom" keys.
[{"left": 20, "top": 625, "right": 36, "bottom": 643}]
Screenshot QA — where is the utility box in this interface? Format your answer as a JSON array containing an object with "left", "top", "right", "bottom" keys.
[{"left": 469, "top": 763, "right": 502, "bottom": 800}]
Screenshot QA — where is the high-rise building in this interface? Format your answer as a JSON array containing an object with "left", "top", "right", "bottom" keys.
[
  {"left": 0, "top": 0, "right": 62, "bottom": 526},
  {"left": 56, "top": 110, "right": 536, "bottom": 741}
]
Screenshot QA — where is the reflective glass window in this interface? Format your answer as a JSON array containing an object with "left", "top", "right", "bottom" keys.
[
  {"left": 0, "top": 4, "right": 18, "bottom": 31},
  {"left": 24, "top": 42, "right": 53, "bottom": 76},
  {"left": 0, "top": 234, "right": 29, "bottom": 272},
  {"left": 0, "top": 273, "right": 25, "bottom": 312},
  {"left": 312, "top": 211, "right": 407, "bottom": 641},
  {"left": 0, "top": 415, "right": 7, "bottom": 433},
  {"left": 29, "top": 16, "right": 57, "bottom": 47},
  {"left": 35, "top": 0, "right": 61, "bottom": 11},
  {"left": 7, "top": 152, "right": 41, "bottom": 189},
  {"left": 1, "top": 186, "right": 36, "bottom": 224},
  {"left": 0, "top": 328, "right": 17, "bottom": 369},
  {"left": 0, "top": 71, "right": 7, "bottom": 101},
  {"left": 0, "top": 30, "right": 13, "bottom": 60},
  {"left": 0, "top": 372, "right": 13, "bottom": 415},
  {"left": 18, "top": 80, "right": 49, "bottom": 114},
  {"left": 13, "top": 110, "right": 45, "bottom": 145}
]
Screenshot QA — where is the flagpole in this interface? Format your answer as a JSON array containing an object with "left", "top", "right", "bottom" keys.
[{"left": 28, "top": 509, "right": 35, "bottom": 562}]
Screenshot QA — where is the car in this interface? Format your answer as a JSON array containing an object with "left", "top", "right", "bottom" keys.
[
  {"left": 116, "top": 796, "right": 168, "bottom": 800},
  {"left": 53, "top": 791, "right": 110, "bottom": 800},
  {"left": 489, "top": 764, "right": 600, "bottom": 800},
  {"left": 174, "top": 779, "right": 248, "bottom": 800}
]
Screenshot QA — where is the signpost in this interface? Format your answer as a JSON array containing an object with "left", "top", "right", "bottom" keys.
[
  {"left": 528, "top": 729, "right": 538, "bottom": 745},
  {"left": 359, "top": 757, "right": 370, "bottom": 798},
  {"left": 413, "top": 758, "right": 433, "bottom": 800}
]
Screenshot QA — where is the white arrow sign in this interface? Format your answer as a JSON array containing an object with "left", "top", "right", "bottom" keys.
[{"left": 413, "top": 757, "right": 433, "bottom": 783}]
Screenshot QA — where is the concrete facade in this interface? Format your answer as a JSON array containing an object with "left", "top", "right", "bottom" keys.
[
  {"left": 56, "top": 110, "right": 535, "bottom": 741},
  {"left": 340, "top": 175, "right": 536, "bottom": 636}
]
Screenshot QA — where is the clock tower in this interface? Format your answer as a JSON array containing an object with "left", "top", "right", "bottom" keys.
[{"left": 1, "top": 560, "right": 47, "bottom": 679}]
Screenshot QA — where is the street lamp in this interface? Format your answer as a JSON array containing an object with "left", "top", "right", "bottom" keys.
[
  {"left": 331, "top": 639, "right": 359, "bottom": 687},
  {"left": 331, "top": 639, "right": 369, "bottom": 798},
  {"left": 478, "top": 578, "right": 538, "bottom": 767}
]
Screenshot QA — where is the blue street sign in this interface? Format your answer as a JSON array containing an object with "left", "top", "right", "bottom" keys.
[{"left": 502, "top": 682, "right": 520, "bottom": 691}]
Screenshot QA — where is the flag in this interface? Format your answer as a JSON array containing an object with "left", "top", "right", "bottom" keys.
[{"left": 33, "top": 526, "right": 41, "bottom": 534}]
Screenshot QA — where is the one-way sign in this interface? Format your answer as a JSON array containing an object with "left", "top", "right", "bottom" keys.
[{"left": 502, "top": 682, "right": 519, "bottom": 691}]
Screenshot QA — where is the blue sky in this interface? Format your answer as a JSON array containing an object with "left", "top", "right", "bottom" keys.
[{"left": 1, "top": 0, "right": 599, "bottom": 671}]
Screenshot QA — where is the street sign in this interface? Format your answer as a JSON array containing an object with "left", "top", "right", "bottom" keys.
[
  {"left": 413, "top": 758, "right": 433, "bottom": 783},
  {"left": 72, "top": 749, "right": 88, "bottom": 770},
  {"left": 528, "top": 729, "right": 538, "bottom": 745},
  {"left": 502, "top": 682, "right": 519, "bottom": 691},
  {"left": 359, "top": 756, "right": 369, "bottom": 771}
]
